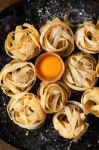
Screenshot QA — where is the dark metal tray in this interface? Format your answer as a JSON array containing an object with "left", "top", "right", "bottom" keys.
[{"left": 0, "top": 0, "right": 99, "bottom": 149}]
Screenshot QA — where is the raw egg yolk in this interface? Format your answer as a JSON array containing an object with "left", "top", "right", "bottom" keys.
[{"left": 39, "top": 56, "right": 62, "bottom": 79}]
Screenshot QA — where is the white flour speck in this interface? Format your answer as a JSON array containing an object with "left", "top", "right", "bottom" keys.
[
  {"left": 87, "top": 144, "right": 91, "bottom": 147},
  {"left": 25, "top": 131, "right": 29, "bottom": 136},
  {"left": 97, "top": 140, "right": 99, "bottom": 143},
  {"left": 9, "top": 138, "right": 11, "bottom": 141},
  {"left": 3, "top": 103, "right": 6, "bottom": 106},
  {"left": 67, "top": 141, "right": 72, "bottom": 150}
]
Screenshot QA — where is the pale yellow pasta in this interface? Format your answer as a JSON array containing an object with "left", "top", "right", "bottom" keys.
[
  {"left": 38, "top": 81, "right": 70, "bottom": 113},
  {"left": 63, "top": 53, "right": 96, "bottom": 91},
  {"left": 7, "top": 92, "right": 46, "bottom": 129},
  {"left": 81, "top": 87, "right": 99, "bottom": 117},
  {"left": 0, "top": 60, "right": 36, "bottom": 97},
  {"left": 75, "top": 21, "right": 99, "bottom": 54},
  {"left": 5, "top": 23, "right": 40, "bottom": 60},
  {"left": 53, "top": 101, "right": 89, "bottom": 141},
  {"left": 40, "top": 18, "right": 74, "bottom": 57},
  {"left": 96, "top": 62, "right": 99, "bottom": 77}
]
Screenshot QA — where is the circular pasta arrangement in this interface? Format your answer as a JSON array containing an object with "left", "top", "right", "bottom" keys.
[
  {"left": 63, "top": 53, "right": 97, "bottom": 91},
  {"left": 81, "top": 87, "right": 99, "bottom": 117},
  {"left": 38, "top": 81, "right": 70, "bottom": 113},
  {"left": 5, "top": 23, "right": 40, "bottom": 61},
  {"left": 40, "top": 18, "right": 74, "bottom": 57},
  {"left": 53, "top": 101, "right": 89, "bottom": 141},
  {"left": 0, "top": 60, "right": 36, "bottom": 97},
  {"left": 0, "top": 17, "right": 99, "bottom": 142},
  {"left": 75, "top": 21, "right": 99, "bottom": 54},
  {"left": 7, "top": 92, "right": 46, "bottom": 129}
]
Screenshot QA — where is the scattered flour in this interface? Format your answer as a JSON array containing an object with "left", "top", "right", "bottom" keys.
[{"left": 35, "top": 0, "right": 96, "bottom": 28}]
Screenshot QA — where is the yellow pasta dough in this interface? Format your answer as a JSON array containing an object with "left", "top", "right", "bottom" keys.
[
  {"left": 96, "top": 62, "right": 99, "bottom": 77},
  {"left": 5, "top": 23, "right": 40, "bottom": 60},
  {"left": 0, "top": 60, "right": 36, "bottom": 97},
  {"left": 75, "top": 21, "right": 99, "bottom": 54},
  {"left": 53, "top": 101, "right": 89, "bottom": 141},
  {"left": 40, "top": 18, "right": 74, "bottom": 57},
  {"left": 38, "top": 81, "right": 70, "bottom": 113},
  {"left": 81, "top": 87, "right": 99, "bottom": 117},
  {"left": 63, "top": 53, "right": 97, "bottom": 91},
  {"left": 7, "top": 92, "right": 46, "bottom": 129}
]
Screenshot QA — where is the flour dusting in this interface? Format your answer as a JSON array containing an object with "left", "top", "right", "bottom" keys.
[{"left": 36, "top": 0, "right": 96, "bottom": 28}]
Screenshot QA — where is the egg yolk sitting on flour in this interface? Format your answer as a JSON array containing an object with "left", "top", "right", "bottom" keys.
[{"left": 39, "top": 56, "right": 62, "bottom": 79}]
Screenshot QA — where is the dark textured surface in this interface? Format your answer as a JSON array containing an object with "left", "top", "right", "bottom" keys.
[{"left": 0, "top": 0, "right": 99, "bottom": 150}]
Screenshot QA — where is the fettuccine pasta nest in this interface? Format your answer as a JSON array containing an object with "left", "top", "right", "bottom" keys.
[
  {"left": 53, "top": 101, "right": 89, "bottom": 141},
  {"left": 63, "top": 53, "right": 97, "bottom": 91},
  {"left": 75, "top": 21, "right": 99, "bottom": 54},
  {"left": 5, "top": 23, "right": 40, "bottom": 60},
  {"left": 0, "top": 60, "right": 36, "bottom": 97},
  {"left": 81, "top": 87, "right": 99, "bottom": 117},
  {"left": 40, "top": 18, "right": 74, "bottom": 57},
  {"left": 38, "top": 81, "right": 70, "bottom": 113},
  {"left": 7, "top": 92, "right": 46, "bottom": 129}
]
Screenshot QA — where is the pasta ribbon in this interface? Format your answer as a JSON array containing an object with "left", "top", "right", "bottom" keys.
[
  {"left": 81, "top": 87, "right": 99, "bottom": 117},
  {"left": 7, "top": 92, "right": 46, "bottom": 129},
  {"left": 38, "top": 81, "right": 70, "bottom": 113},
  {"left": 40, "top": 18, "right": 74, "bottom": 57},
  {"left": 5, "top": 23, "right": 40, "bottom": 60},
  {"left": 75, "top": 21, "right": 99, "bottom": 54},
  {"left": 53, "top": 101, "right": 89, "bottom": 141},
  {"left": 96, "top": 62, "right": 99, "bottom": 77},
  {"left": 0, "top": 60, "right": 36, "bottom": 97},
  {"left": 63, "top": 53, "right": 96, "bottom": 91}
]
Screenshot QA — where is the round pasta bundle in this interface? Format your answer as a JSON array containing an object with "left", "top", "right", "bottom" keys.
[
  {"left": 63, "top": 53, "right": 96, "bottom": 91},
  {"left": 53, "top": 101, "right": 89, "bottom": 141},
  {"left": 0, "top": 60, "right": 36, "bottom": 97},
  {"left": 75, "top": 21, "right": 99, "bottom": 54},
  {"left": 5, "top": 23, "right": 40, "bottom": 60},
  {"left": 7, "top": 92, "right": 46, "bottom": 129},
  {"left": 40, "top": 18, "right": 74, "bottom": 57},
  {"left": 38, "top": 81, "right": 70, "bottom": 113},
  {"left": 81, "top": 87, "right": 99, "bottom": 117}
]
